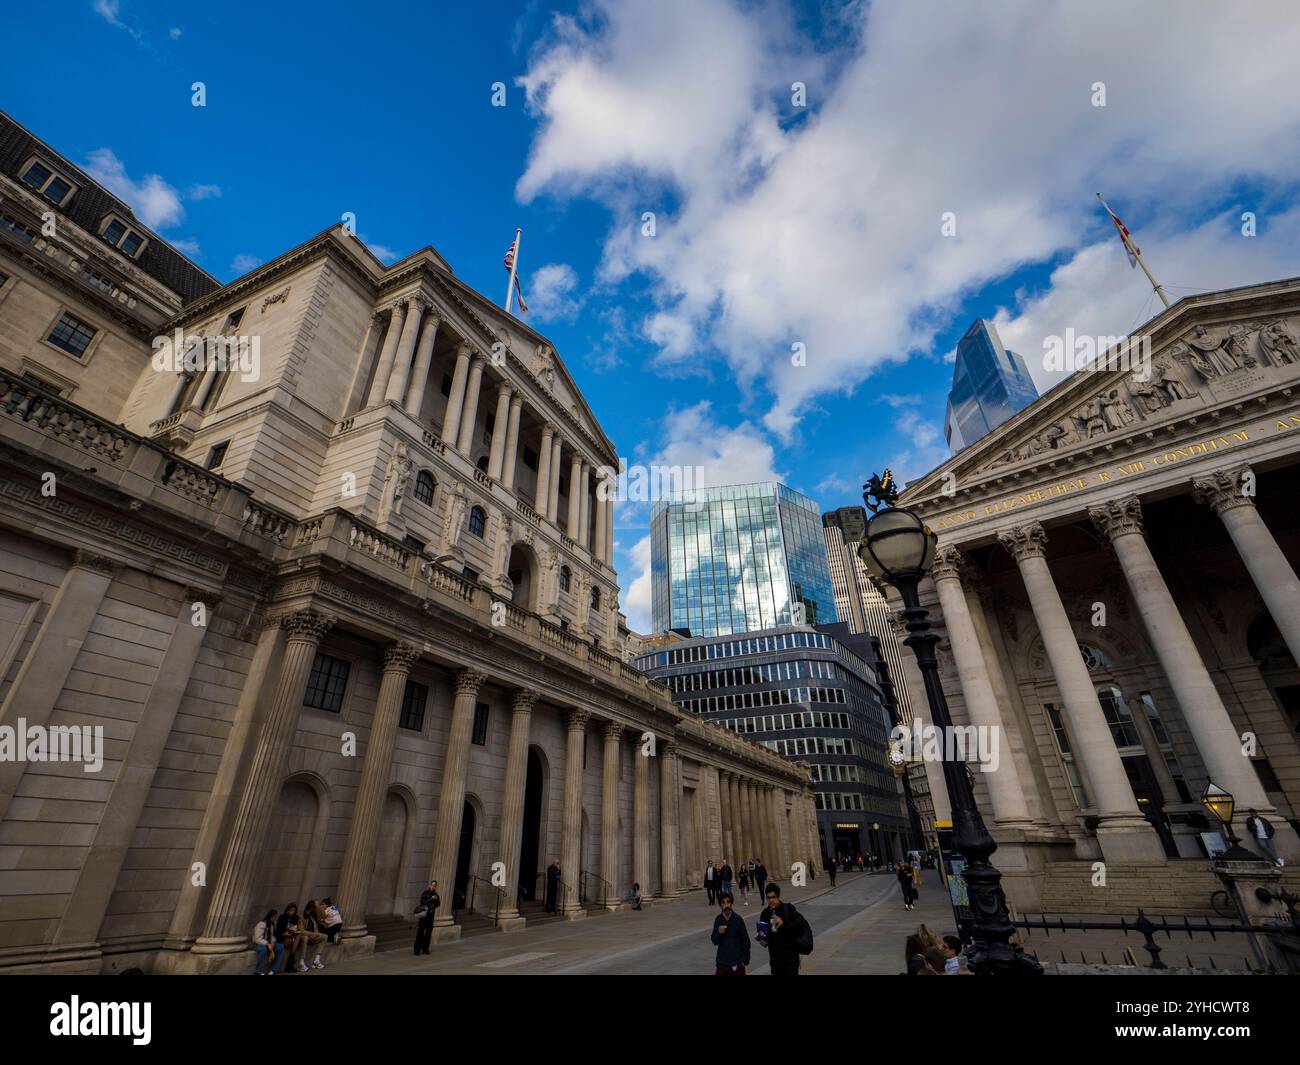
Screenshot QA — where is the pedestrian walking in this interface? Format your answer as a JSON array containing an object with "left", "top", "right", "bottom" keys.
[
  {"left": 896, "top": 862, "right": 915, "bottom": 910},
  {"left": 718, "top": 859, "right": 734, "bottom": 897},
  {"left": 754, "top": 859, "right": 768, "bottom": 898},
  {"left": 737, "top": 864, "right": 749, "bottom": 902},
  {"left": 712, "top": 892, "right": 750, "bottom": 975},
  {"left": 414, "top": 880, "right": 439, "bottom": 955},
  {"left": 704, "top": 861, "right": 718, "bottom": 904},
  {"left": 826, "top": 856, "right": 837, "bottom": 886},
  {"left": 756, "top": 883, "right": 813, "bottom": 976}
]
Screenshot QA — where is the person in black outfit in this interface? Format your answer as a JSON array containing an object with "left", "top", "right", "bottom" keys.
[
  {"left": 414, "top": 880, "right": 440, "bottom": 955},
  {"left": 704, "top": 861, "right": 717, "bottom": 905},
  {"left": 544, "top": 860, "right": 561, "bottom": 913},
  {"left": 826, "top": 855, "right": 837, "bottom": 886},
  {"left": 753, "top": 860, "right": 768, "bottom": 898},
  {"left": 896, "top": 861, "right": 915, "bottom": 910},
  {"left": 757, "top": 883, "right": 812, "bottom": 976},
  {"left": 711, "top": 892, "right": 750, "bottom": 975}
]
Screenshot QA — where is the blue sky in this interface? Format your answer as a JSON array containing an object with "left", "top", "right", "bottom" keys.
[{"left": 6, "top": 1, "right": 1300, "bottom": 631}]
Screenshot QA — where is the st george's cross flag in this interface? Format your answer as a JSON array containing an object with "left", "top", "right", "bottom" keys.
[
  {"left": 503, "top": 235, "right": 528, "bottom": 313},
  {"left": 1098, "top": 195, "right": 1140, "bottom": 268}
]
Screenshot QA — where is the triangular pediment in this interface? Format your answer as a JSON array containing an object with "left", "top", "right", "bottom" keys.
[{"left": 900, "top": 277, "right": 1300, "bottom": 508}]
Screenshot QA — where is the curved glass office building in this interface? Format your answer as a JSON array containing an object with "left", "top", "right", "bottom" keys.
[
  {"left": 650, "top": 482, "right": 838, "bottom": 639},
  {"left": 944, "top": 318, "right": 1039, "bottom": 452}
]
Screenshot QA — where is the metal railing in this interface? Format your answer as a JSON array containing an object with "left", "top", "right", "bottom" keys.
[{"left": 1009, "top": 887, "right": 1300, "bottom": 972}]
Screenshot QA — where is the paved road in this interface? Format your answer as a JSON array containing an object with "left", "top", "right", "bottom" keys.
[{"left": 327, "top": 868, "right": 955, "bottom": 976}]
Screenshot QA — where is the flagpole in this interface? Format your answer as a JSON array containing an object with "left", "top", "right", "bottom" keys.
[
  {"left": 1096, "top": 193, "right": 1170, "bottom": 309},
  {"left": 505, "top": 227, "right": 522, "bottom": 314}
]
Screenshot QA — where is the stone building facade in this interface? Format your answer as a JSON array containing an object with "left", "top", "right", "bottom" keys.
[
  {"left": 895, "top": 277, "right": 1300, "bottom": 911},
  {"left": 0, "top": 113, "right": 814, "bottom": 973}
]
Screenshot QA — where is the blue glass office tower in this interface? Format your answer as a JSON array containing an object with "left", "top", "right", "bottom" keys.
[
  {"left": 944, "top": 319, "right": 1039, "bottom": 452},
  {"left": 650, "top": 482, "right": 838, "bottom": 638}
]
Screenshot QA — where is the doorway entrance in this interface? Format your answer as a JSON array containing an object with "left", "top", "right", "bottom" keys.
[
  {"left": 453, "top": 800, "right": 475, "bottom": 912},
  {"left": 518, "top": 747, "right": 544, "bottom": 903}
]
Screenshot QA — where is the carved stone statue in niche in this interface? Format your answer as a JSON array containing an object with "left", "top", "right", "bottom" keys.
[
  {"left": 383, "top": 442, "right": 414, "bottom": 519},
  {"left": 1260, "top": 319, "right": 1299, "bottom": 366},
  {"left": 445, "top": 480, "right": 467, "bottom": 549}
]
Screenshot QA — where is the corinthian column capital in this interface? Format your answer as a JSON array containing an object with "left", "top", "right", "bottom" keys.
[
  {"left": 1087, "top": 495, "right": 1145, "bottom": 541},
  {"left": 454, "top": 668, "right": 487, "bottom": 697},
  {"left": 512, "top": 688, "right": 538, "bottom": 713},
  {"left": 282, "top": 609, "right": 335, "bottom": 642},
  {"left": 381, "top": 641, "right": 420, "bottom": 673},
  {"left": 603, "top": 718, "right": 625, "bottom": 742},
  {"left": 566, "top": 707, "right": 591, "bottom": 732},
  {"left": 998, "top": 522, "right": 1048, "bottom": 562},
  {"left": 932, "top": 544, "right": 973, "bottom": 584},
  {"left": 1192, "top": 466, "right": 1256, "bottom": 516}
]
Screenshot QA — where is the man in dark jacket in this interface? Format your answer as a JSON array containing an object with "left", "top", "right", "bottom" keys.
[
  {"left": 754, "top": 860, "right": 768, "bottom": 898},
  {"left": 826, "top": 855, "right": 837, "bottom": 886},
  {"left": 545, "top": 860, "right": 561, "bottom": 912},
  {"left": 414, "top": 880, "right": 440, "bottom": 955},
  {"left": 718, "top": 860, "right": 734, "bottom": 897},
  {"left": 704, "top": 861, "right": 717, "bottom": 905},
  {"left": 896, "top": 861, "right": 915, "bottom": 910},
  {"left": 1245, "top": 809, "right": 1281, "bottom": 866},
  {"left": 757, "top": 884, "right": 812, "bottom": 976},
  {"left": 711, "top": 892, "right": 750, "bottom": 975}
]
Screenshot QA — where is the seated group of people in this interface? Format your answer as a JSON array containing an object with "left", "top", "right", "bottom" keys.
[{"left": 251, "top": 898, "right": 344, "bottom": 974}]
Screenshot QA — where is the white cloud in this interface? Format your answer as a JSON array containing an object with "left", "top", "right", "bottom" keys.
[
  {"left": 187, "top": 183, "right": 221, "bottom": 202},
  {"left": 84, "top": 148, "right": 184, "bottom": 230},
  {"left": 170, "top": 237, "right": 201, "bottom": 257},
  {"left": 169, "top": 26, "right": 182, "bottom": 40},
  {"left": 878, "top": 395, "right": 948, "bottom": 485},
  {"left": 621, "top": 534, "right": 654, "bottom": 633},
  {"left": 359, "top": 237, "right": 400, "bottom": 264},
  {"left": 93, "top": 0, "right": 142, "bottom": 40},
  {"left": 524, "top": 262, "right": 583, "bottom": 322},
  {"left": 230, "top": 254, "right": 261, "bottom": 274},
  {"left": 516, "top": 0, "right": 1300, "bottom": 444}
]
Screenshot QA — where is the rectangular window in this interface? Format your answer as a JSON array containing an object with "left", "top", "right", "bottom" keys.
[
  {"left": 400, "top": 680, "right": 428, "bottom": 730},
  {"left": 47, "top": 312, "right": 96, "bottom": 357},
  {"left": 472, "top": 702, "right": 490, "bottom": 745},
  {"left": 403, "top": 534, "right": 426, "bottom": 553},
  {"left": 304, "top": 653, "right": 350, "bottom": 712},
  {"left": 205, "top": 441, "right": 229, "bottom": 470},
  {"left": 21, "top": 158, "right": 75, "bottom": 205}
]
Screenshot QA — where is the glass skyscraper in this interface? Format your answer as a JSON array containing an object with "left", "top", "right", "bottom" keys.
[
  {"left": 651, "top": 482, "right": 838, "bottom": 638},
  {"left": 944, "top": 318, "right": 1039, "bottom": 452}
]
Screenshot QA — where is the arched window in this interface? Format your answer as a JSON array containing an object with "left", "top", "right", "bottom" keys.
[
  {"left": 559, "top": 565, "right": 571, "bottom": 592},
  {"left": 414, "top": 470, "right": 435, "bottom": 506},
  {"left": 591, "top": 585, "right": 601, "bottom": 611},
  {"left": 468, "top": 506, "right": 486, "bottom": 538}
]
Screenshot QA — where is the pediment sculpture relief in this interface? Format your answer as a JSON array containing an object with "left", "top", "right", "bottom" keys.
[
  {"left": 532, "top": 343, "right": 557, "bottom": 390},
  {"left": 988, "top": 317, "right": 1298, "bottom": 471}
]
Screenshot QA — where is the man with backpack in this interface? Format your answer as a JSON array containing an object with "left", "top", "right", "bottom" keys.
[{"left": 756, "top": 883, "right": 813, "bottom": 976}]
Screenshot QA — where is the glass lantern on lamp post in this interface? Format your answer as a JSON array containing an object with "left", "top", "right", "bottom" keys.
[{"left": 859, "top": 471, "right": 1041, "bottom": 975}]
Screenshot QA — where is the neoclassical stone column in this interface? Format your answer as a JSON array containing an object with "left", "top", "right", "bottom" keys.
[
  {"left": 495, "top": 689, "right": 536, "bottom": 927},
  {"left": 593, "top": 470, "right": 609, "bottom": 563},
  {"left": 487, "top": 384, "right": 513, "bottom": 479},
  {"left": 384, "top": 296, "right": 427, "bottom": 405},
  {"left": 535, "top": 424, "right": 555, "bottom": 513},
  {"left": 769, "top": 787, "right": 788, "bottom": 873},
  {"left": 441, "top": 343, "right": 471, "bottom": 444},
  {"left": 1125, "top": 694, "right": 1183, "bottom": 810},
  {"left": 192, "top": 610, "right": 335, "bottom": 952},
  {"left": 1089, "top": 496, "right": 1291, "bottom": 850},
  {"left": 338, "top": 642, "right": 421, "bottom": 939},
  {"left": 740, "top": 780, "right": 757, "bottom": 863},
  {"left": 54, "top": 587, "right": 214, "bottom": 952},
  {"left": 560, "top": 708, "right": 589, "bottom": 918},
  {"left": 0, "top": 550, "right": 118, "bottom": 824},
  {"left": 548, "top": 435, "right": 563, "bottom": 524},
  {"left": 366, "top": 300, "right": 408, "bottom": 407},
  {"left": 998, "top": 522, "right": 1164, "bottom": 862},
  {"left": 502, "top": 393, "right": 523, "bottom": 491},
  {"left": 600, "top": 720, "right": 622, "bottom": 909},
  {"left": 604, "top": 496, "right": 614, "bottom": 565},
  {"left": 456, "top": 354, "right": 485, "bottom": 455},
  {"left": 931, "top": 545, "right": 1034, "bottom": 828},
  {"left": 578, "top": 462, "right": 591, "bottom": 549},
  {"left": 427, "top": 668, "right": 487, "bottom": 932},
  {"left": 566, "top": 454, "right": 583, "bottom": 538},
  {"left": 658, "top": 739, "right": 680, "bottom": 897},
  {"left": 402, "top": 310, "right": 441, "bottom": 416},
  {"left": 719, "top": 770, "right": 736, "bottom": 863},
  {"left": 633, "top": 733, "right": 652, "bottom": 898},
  {"left": 803, "top": 788, "right": 820, "bottom": 865},
  {"left": 1194, "top": 465, "right": 1300, "bottom": 668}
]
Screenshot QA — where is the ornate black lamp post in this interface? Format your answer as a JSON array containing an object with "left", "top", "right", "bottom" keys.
[
  {"left": 859, "top": 471, "right": 1041, "bottom": 975},
  {"left": 1200, "top": 782, "right": 1263, "bottom": 862}
]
